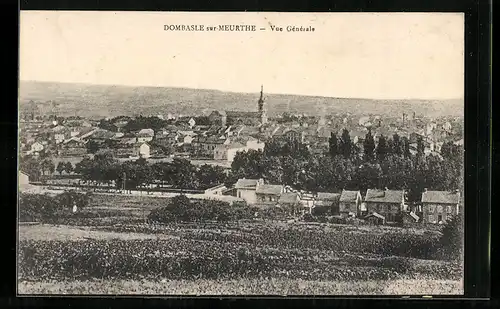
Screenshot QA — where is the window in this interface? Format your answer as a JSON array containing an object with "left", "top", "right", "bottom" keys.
[
  {"left": 429, "top": 205, "right": 435, "bottom": 213},
  {"left": 428, "top": 215, "right": 434, "bottom": 223},
  {"left": 437, "top": 215, "right": 443, "bottom": 223},
  {"left": 437, "top": 206, "right": 443, "bottom": 213},
  {"left": 447, "top": 206, "right": 452, "bottom": 213},
  {"left": 269, "top": 196, "right": 273, "bottom": 202},
  {"left": 237, "top": 191, "right": 241, "bottom": 198}
]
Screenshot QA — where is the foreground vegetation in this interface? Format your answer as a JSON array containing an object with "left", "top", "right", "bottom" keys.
[
  {"left": 18, "top": 193, "right": 463, "bottom": 295},
  {"left": 18, "top": 278, "right": 463, "bottom": 295}
]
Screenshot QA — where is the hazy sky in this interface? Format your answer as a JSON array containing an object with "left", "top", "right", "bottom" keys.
[{"left": 20, "top": 12, "right": 464, "bottom": 99}]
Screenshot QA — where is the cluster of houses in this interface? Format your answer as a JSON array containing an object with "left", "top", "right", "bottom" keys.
[
  {"left": 231, "top": 178, "right": 461, "bottom": 225},
  {"left": 19, "top": 87, "right": 463, "bottom": 169}
]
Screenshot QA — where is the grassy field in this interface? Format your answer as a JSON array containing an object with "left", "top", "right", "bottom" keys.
[{"left": 17, "top": 194, "right": 463, "bottom": 295}]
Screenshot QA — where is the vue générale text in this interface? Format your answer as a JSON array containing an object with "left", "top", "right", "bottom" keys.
[{"left": 163, "top": 24, "right": 316, "bottom": 32}]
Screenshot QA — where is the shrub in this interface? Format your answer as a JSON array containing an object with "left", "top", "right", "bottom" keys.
[
  {"left": 439, "top": 214, "right": 464, "bottom": 261},
  {"left": 147, "top": 196, "right": 254, "bottom": 223},
  {"left": 18, "top": 191, "right": 92, "bottom": 223}
]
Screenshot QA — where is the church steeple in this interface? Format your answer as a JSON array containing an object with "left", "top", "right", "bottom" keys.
[
  {"left": 258, "top": 85, "right": 264, "bottom": 112},
  {"left": 258, "top": 85, "right": 267, "bottom": 124}
]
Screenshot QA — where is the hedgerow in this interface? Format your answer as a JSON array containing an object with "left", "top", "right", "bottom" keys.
[{"left": 18, "top": 191, "right": 93, "bottom": 222}]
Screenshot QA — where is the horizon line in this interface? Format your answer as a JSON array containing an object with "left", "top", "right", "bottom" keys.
[{"left": 19, "top": 79, "right": 465, "bottom": 102}]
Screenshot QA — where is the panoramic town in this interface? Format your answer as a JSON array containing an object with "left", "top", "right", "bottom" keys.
[
  {"left": 18, "top": 85, "right": 465, "bottom": 295},
  {"left": 18, "top": 12, "right": 465, "bottom": 296},
  {"left": 19, "top": 85, "right": 464, "bottom": 222}
]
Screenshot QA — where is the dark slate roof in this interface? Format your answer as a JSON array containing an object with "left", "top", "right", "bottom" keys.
[
  {"left": 316, "top": 192, "right": 341, "bottom": 201},
  {"left": 256, "top": 184, "right": 283, "bottom": 195},
  {"left": 279, "top": 192, "right": 299, "bottom": 204},
  {"left": 365, "top": 189, "right": 404, "bottom": 204},
  {"left": 339, "top": 190, "right": 360, "bottom": 202},
  {"left": 234, "top": 178, "right": 261, "bottom": 189},
  {"left": 421, "top": 190, "right": 460, "bottom": 204}
]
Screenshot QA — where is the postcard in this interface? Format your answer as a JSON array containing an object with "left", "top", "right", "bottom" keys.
[{"left": 18, "top": 11, "right": 464, "bottom": 295}]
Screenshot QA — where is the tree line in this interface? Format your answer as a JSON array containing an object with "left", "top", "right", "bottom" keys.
[
  {"left": 74, "top": 152, "right": 227, "bottom": 191},
  {"left": 227, "top": 129, "right": 463, "bottom": 203}
]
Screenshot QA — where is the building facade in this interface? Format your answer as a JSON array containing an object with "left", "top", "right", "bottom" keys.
[
  {"left": 421, "top": 190, "right": 461, "bottom": 224},
  {"left": 339, "top": 190, "right": 362, "bottom": 217},
  {"left": 364, "top": 189, "right": 406, "bottom": 223}
]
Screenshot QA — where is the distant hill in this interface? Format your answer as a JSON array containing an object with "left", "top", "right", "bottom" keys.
[{"left": 19, "top": 81, "right": 464, "bottom": 119}]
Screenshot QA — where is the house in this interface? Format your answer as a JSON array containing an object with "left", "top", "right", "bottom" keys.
[
  {"left": 214, "top": 142, "right": 247, "bottom": 162},
  {"left": 421, "top": 190, "right": 461, "bottom": 224},
  {"left": 255, "top": 184, "right": 284, "bottom": 205},
  {"left": 193, "top": 135, "right": 229, "bottom": 157},
  {"left": 364, "top": 189, "right": 407, "bottom": 223},
  {"left": 339, "top": 190, "right": 362, "bottom": 217},
  {"left": 314, "top": 192, "right": 341, "bottom": 215},
  {"left": 278, "top": 192, "right": 301, "bottom": 214},
  {"left": 30, "top": 142, "right": 44, "bottom": 153},
  {"left": 234, "top": 178, "right": 265, "bottom": 204},
  {"left": 60, "top": 138, "right": 88, "bottom": 156},
  {"left": 136, "top": 129, "right": 155, "bottom": 143},
  {"left": 138, "top": 142, "right": 151, "bottom": 158},
  {"left": 273, "top": 128, "right": 306, "bottom": 144}
]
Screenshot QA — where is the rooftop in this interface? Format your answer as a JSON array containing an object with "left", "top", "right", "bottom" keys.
[
  {"left": 365, "top": 189, "right": 405, "bottom": 204},
  {"left": 316, "top": 192, "right": 341, "bottom": 201},
  {"left": 339, "top": 190, "right": 360, "bottom": 202},
  {"left": 421, "top": 190, "right": 461, "bottom": 204},
  {"left": 255, "top": 184, "right": 284, "bottom": 195},
  {"left": 234, "top": 178, "right": 262, "bottom": 190}
]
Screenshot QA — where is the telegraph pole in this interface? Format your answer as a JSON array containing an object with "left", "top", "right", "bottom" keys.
[{"left": 122, "top": 172, "right": 126, "bottom": 194}]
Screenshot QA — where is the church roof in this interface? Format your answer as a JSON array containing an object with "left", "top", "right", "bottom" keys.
[{"left": 225, "top": 111, "right": 261, "bottom": 118}]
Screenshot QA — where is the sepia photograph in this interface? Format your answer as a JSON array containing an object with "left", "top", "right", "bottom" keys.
[{"left": 18, "top": 11, "right": 465, "bottom": 295}]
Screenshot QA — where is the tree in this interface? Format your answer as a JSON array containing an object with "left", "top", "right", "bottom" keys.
[
  {"left": 339, "top": 129, "right": 352, "bottom": 159},
  {"left": 64, "top": 162, "right": 74, "bottom": 174},
  {"left": 40, "top": 159, "right": 55, "bottom": 176},
  {"left": 170, "top": 158, "right": 199, "bottom": 190},
  {"left": 74, "top": 158, "right": 94, "bottom": 179},
  {"left": 86, "top": 140, "right": 100, "bottom": 154},
  {"left": 392, "top": 133, "right": 403, "bottom": 156},
  {"left": 376, "top": 134, "right": 388, "bottom": 161},
  {"left": 19, "top": 156, "right": 41, "bottom": 181},
  {"left": 416, "top": 136, "right": 425, "bottom": 157},
  {"left": 328, "top": 133, "right": 338, "bottom": 157},
  {"left": 56, "top": 162, "right": 65, "bottom": 175},
  {"left": 402, "top": 136, "right": 411, "bottom": 158},
  {"left": 363, "top": 128, "right": 375, "bottom": 161},
  {"left": 197, "top": 164, "right": 227, "bottom": 187},
  {"left": 353, "top": 163, "right": 383, "bottom": 190},
  {"left": 439, "top": 213, "right": 464, "bottom": 261}
]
